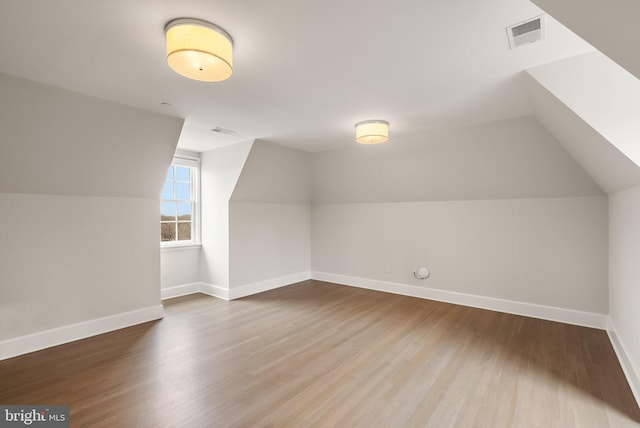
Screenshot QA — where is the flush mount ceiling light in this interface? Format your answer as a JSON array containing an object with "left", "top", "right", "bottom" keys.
[
  {"left": 165, "top": 18, "right": 233, "bottom": 82},
  {"left": 355, "top": 120, "right": 389, "bottom": 144}
]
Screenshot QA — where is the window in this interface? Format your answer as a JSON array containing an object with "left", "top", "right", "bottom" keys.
[{"left": 161, "top": 157, "right": 198, "bottom": 245}]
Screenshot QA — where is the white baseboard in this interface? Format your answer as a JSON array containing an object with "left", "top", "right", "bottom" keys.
[
  {"left": 200, "top": 283, "right": 230, "bottom": 300},
  {"left": 0, "top": 305, "right": 164, "bottom": 361},
  {"left": 311, "top": 271, "right": 608, "bottom": 330},
  {"left": 161, "top": 272, "right": 312, "bottom": 302},
  {"left": 607, "top": 319, "right": 640, "bottom": 407},
  {"left": 229, "top": 271, "right": 311, "bottom": 300},
  {"left": 161, "top": 282, "right": 201, "bottom": 300},
  {"left": 161, "top": 282, "right": 229, "bottom": 300}
]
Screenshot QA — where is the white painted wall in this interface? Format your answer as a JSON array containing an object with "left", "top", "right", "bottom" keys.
[
  {"left": 231, "top": 139, "right": 312, "bottom": 203},
  {"left": 312, "top": 116, "right": 603, "bottom": 203},
  {"left": 230, "top": 203, "right": 310, "bottom": 287},
  {"left": 531, "top": 0, "right": 640, "bottom": 81},
  {"left": 229, "top": 140, "right": 312, "bottom": 289},
  {"left": 609, "top": 184, "right": 640, "bottom": 397},
  {"left": 199, "top": 141, "right": 254, "bottom": 288},
  {"left": 526, "top": 73, "right": 640, "bottom": 194},
  {"left": 311, "top": 116, "right": 608, "bottom": 315},
  {"left": 160, "top": 149, "right": 202, "bottom": 293},
  {"left": 527, "top": 52, "right": 640, "bottom": 169},
  {"left": 0, "top": 73, "right": 181, "bottom": 198},
  {"left": 161, "top": 247, "right": 201, "bottom": 289},
  {"left": 0, "top": 73, "right": 182, "bottom": 344},
  {"left": 520, "top": 8, "right": 640, "bottom": 399},
  {"left": 312, "top": 197, "right": 608, "bottom": 313},
  {"left": 0, "top": 193, "right": 162, "bottom": 341}
]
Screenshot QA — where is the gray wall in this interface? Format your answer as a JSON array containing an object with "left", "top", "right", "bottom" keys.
[
  {"left": 532, "top": 0, "right": 640, "bottom": 80},
  {"left": 528, "top": 1, "right": 640, "bottom": 401},
  {"left": 312, "top": 116, "right": 603, "bottom": 203},
  {"left": 609, "top": 184, "right": 640, "bottom": 394},
  {"left": 0, "top": 73, "right": 183, "bottom": 341},
  {"left": 312, "top": 197, "right": 608, "bottom": 313},
  {"left": 230, "top": 140, "right": 312, "bottom": 287},
  {"left": 311, "top": 116, "right": 608, "bottom": 313}
]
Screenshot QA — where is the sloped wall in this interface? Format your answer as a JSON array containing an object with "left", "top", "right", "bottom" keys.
[
  {"left": 527, "top": 52, "right": 640, "bottom": 170},
  {"left": 531, "top": 0, "right": 640, "bottom": 81},
  {"left": 311, "top": 116, "right": 608, "bottom": 315},
  {"left": 313, "top": 116, "right": 603, "bottom": 203},
  {"left": 199, "top": 140, "right": 254, "bottom": 289},
  {"left": 527, "top": 52, "right": 640, "bottom": 399},
  {"left": 229, "top": 140, "right": 311, "bottom": 289},
  {"left": 526, "top": 72, "right": 640, "bottom": 194},
  {"left": 0, "top": 73, "right": 179, "bottom": 198},
  {"left": 0, "top": 73, "right": 183, "bottom": 344}
]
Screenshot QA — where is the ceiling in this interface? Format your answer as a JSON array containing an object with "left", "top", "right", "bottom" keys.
[{"left": 0, "top": 0, "right": 593, "bottom": 152}]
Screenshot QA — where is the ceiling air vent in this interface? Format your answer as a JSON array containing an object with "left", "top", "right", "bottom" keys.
[
  {"left": 506, "top": 15, "right": 545, "bottom": 49},
  {"left": 211, "top": 126, "right": 236, "bottom": 135}
]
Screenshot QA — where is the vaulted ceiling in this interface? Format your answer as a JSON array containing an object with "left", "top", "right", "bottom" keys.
[{"left": 0, "top": 0, "right": 593, "bottom": 152}]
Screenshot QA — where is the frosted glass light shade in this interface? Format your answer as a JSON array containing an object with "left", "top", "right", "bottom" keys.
[
  {"left": 165, "top": 18, "right": 233, "bottom": 82},
  {"left": 355, "top": 120, "right": 389, "bottom": 144}
]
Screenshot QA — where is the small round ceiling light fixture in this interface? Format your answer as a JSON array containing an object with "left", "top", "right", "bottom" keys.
[
  {"left": 355, "top": 120, "right": 389, "bottom": 144},
  {"left": 165, "top": 18, "right": 233, "bottom": 82}
]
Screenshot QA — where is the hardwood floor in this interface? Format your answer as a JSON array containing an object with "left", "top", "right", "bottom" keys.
[{"left": 1, "top": 280, "right": 639, "bottom": 427}]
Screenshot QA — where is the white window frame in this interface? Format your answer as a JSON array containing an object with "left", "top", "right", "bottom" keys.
[{"left": 161, "top": 154, "right": 200, "bottom": 249}]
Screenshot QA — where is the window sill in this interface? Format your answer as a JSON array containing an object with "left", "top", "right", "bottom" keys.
[{"left": 161, "top": 243, "right": 202, "bottom": 252}]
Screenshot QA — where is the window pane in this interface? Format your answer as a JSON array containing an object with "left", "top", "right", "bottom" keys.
[
  {"left": 161, "top": 181, "right": 174, "bottom": 200},
  {"left": 178, "top": 203, "right": 192, "bottom": 221},
  {"left": 161, "top": 223, "right": 176, "bottom": 241},
  {"left": 176, "top": 182, "right": 190, "bottom": 200},
  {"left": 178, "top": 222, "right": 191, "bottom": 241},
  {"left": 175, "top": 166, "right": 190, "bottom": 182},
  {"left": 161, "top": 202, "right": 176, "bottom": 221},
  {"left": 161, "top": 160, "right": 197, "bottom": 246}
]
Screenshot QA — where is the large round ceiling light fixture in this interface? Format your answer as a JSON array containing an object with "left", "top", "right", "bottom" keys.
[
  {"left": 355, "top": 120, "right": 389, "bottom": 144},
  {"left": 165, "top": 18, "right": 233, "bottom": 82}
]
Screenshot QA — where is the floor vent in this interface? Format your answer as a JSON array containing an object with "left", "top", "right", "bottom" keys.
[{"left": 506, "top": 15, "right": 545, "bottom": 49}]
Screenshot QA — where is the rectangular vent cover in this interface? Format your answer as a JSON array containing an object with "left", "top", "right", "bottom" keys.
[
  {"left": 211, "top": 127, "right": 236, "bottom": 135},
  {"left": 507, "top": 15, "right": 545, "bottom": 49}
]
